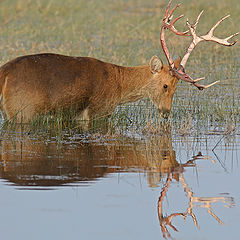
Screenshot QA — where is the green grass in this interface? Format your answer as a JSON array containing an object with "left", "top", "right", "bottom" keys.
[{"left": 0, "top": 0, "right": 239, "bottom": 137}]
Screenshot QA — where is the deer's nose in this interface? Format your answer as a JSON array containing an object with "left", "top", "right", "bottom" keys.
[{"left": 158, "top": 108, "right": 170, "bottom": 118}]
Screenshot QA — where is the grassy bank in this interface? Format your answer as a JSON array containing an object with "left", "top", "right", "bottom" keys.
[{"left": 0, "top": 0, "right": 239, "bottom": 136}]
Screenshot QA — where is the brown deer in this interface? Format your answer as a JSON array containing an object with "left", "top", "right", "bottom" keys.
[{"left": 0, "top": 1, "right": 237, "bottom": 125}]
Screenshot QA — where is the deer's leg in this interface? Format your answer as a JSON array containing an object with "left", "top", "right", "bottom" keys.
[
  {"left": 75, "top": 107, "right": 91, "bottom": 131},
  {"left": 1, "top": 94, "right": 37, "bottom": 123},
  {"left": 76, "top": 106, "right": 112, "bottom": 132}
]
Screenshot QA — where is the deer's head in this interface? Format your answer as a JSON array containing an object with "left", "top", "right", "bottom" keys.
[
  {"left": 150, "top": 0, "right": 238, "bottom": 115},
  {"left": 148, "top": 56, "right": 180, "bottom": 114}
]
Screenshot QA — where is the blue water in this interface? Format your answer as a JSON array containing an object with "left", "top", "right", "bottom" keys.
[{"left": 0, "top": 133, "right": 239, "bottom": 240}]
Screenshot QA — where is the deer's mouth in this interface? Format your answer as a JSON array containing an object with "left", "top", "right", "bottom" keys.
[{"left": 158, "top": 108, "right": 171, "bottom": 118}]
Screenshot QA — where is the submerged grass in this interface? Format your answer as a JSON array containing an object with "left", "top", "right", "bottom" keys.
[{"left": 0, "top": 0, "right": 239, "bottom": 137}]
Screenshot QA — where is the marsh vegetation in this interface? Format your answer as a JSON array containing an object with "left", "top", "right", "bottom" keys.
[{"left": 0, "top": 0, "right": 239, "bottom": 137}]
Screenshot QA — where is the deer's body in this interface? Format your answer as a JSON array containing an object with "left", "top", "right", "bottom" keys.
[
  {"left": 0, "top": 0, "right": 237, "bottom": 125},
  {"left": 0, "top": 53, "right": 177, "bottom": 122}
]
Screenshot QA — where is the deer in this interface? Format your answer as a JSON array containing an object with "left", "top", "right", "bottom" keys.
[{"left": 0, "top": 0, "right": 238, "bottom": 127}]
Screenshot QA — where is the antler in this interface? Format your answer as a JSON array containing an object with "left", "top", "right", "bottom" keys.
[
  {"left": 160, "top": 1, "right": 239, "bottom": 90},
  {"left": 181, "top": 13, "right": 239, "bottom": 68},
  {"left": 160, "top": 0, "right": 189, "bottom": 69}
]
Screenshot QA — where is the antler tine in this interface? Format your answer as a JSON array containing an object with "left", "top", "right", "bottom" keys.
[
  {"left": 177, "top": 10, "right": 238, "bottom": 90},
  {"left": 171, "top": 14, "right": 183, "bottom": 25},
  {"left": 163, "top": 1, "right": 189, "bottom": 36},
  {"left": 192, "top": 10, "right": 204, "bottom": 29},
  {"left": 226, "top": 32, "right": 239, "bottom": 45},
  {"left": 205, "top": 15, "right": 239, "bottom": 46},
  {"left": 181, "top": 11, "right": 205, "bottom": 69},
  {"left": 173, "top": 69, "right": 220, "bottom": 90},
  {"left": 182, "top": 12, "right": 238, "bottom": 68},
  {"left": 208, "top": 15, "right": 230, "bottom": 36},
  {"left": 160, "top": 1, "right": 189, "bottom": 69},
  {"left": 201, "top": 80, "right": 220, "bottom": 89},
  {"left": 168, "top": 3, "right": 181, "bottom": 19},
  {"left": 189, "top": 211, "right": 200, "bottom": 229},
  {"left": 185, "top": 77, "right": 220, "bottom": 90},
  {"left": 164, "top": 0, "right": 172, "bottom": 19},
  {"left": 208, "top": 209, "right": 224, "bottom": 225},
  {"left": 193, "top": 77, "right": 205, "bottom": 82},
  {"left": 170, "top": 15, "right": 190, "bottom": 36}
]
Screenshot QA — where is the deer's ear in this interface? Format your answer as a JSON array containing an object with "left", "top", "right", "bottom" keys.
[
  {"left": 174, "top": 57, "right": 181, "bottom": 69},
  {"left": 149, "top": 56, "right": 163, "bottom": 74}
]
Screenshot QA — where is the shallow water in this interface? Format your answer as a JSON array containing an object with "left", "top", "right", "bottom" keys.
[{"left": 0, "top": 131, "right": 239, "bottom": 240}]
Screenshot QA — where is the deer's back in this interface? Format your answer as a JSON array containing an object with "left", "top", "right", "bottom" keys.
[{"left": 0, "top": 53, "right": 122, "bottom": 118}]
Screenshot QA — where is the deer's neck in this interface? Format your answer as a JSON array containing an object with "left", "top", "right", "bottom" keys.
[{"left": 119, "top": 65, "right": 152, "bottom": 104}]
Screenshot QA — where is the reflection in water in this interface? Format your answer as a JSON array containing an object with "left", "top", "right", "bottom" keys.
[
  {"left": 0, "top": 132, "right": 178, "bottom": 188},
  {"left": 158, "top": 157, "right": 235, "bottom": 240},
  {"left": 0, "top": 131, "right": 234, "bottom": 238}
]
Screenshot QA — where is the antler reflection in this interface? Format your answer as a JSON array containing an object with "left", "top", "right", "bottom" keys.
[
  {"left": 158, "top": 153, "right": 234, "bottom": 239},
  {"left": 158, "top": 173, "right": 185, "bottom": 239}
]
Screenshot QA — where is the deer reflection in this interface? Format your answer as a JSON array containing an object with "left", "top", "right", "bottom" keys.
[
  {"left": 158, "top": 154, "right": 234, "bottom": 240},
  {"left": 0, "top": 131, "right": 177, "bottom": 188},
  {"left": 0, "top": 131, "right": 234, "bottom": 238}
]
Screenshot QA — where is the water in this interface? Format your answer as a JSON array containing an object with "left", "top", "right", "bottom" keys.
[{"left": 0, "top": 131, "right": 239, "bottom": 240}]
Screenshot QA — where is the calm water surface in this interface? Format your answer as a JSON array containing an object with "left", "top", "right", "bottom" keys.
[{"left": 0, "top": 131, "right": 239, "bottom": 240}]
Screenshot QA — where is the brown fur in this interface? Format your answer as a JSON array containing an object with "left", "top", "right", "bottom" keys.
[{"left": 0, "top": 53, "right": 180, "bottom": 123}]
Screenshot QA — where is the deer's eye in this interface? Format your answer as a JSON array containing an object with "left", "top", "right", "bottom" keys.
[{"left": 163, "top": 84, "right": 168, "bottom": 89}]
